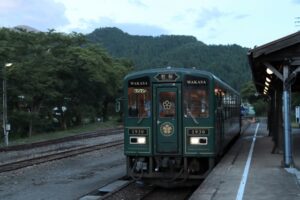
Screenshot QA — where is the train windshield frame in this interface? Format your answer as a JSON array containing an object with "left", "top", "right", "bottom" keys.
[
  {"left": 127, "top": 76, "right": 151, "bottom": 118},
  {"left": 183, "top": 75, "right": 209, "bottom": 118}
]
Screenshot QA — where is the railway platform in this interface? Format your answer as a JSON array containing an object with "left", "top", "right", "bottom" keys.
[{"left": 189, "top": 119, "right": 300, "bottom": 200}]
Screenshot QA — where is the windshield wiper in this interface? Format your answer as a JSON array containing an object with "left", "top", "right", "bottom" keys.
[
  {"left": 188, "top": 110, "right": 199, "bottom": 124},
  {"left": 137, "top": 116, "right": 146, "bottom": 124}
]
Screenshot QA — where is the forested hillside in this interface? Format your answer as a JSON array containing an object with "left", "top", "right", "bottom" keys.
[{"left": 86, "top": 27, "right": 251, "bottom": 90}]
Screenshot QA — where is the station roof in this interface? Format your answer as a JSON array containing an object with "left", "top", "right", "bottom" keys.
[{"left": 248, "top": 31, "right": 300, "bottom": 94}]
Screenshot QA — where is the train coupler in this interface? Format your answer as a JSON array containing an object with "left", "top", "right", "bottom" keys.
[
  {"left": 134, "top": 158, "right": 148, "bottom": 172},
  {"left": 154, "top": 157, "right": 182, "bottom": 172}
]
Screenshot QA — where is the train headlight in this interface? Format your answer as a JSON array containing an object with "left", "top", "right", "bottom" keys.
[
  {"left": 189, "top": 137, "right": 207, "bottom": 145},
  {"left": 130, "top": 136, "right": 146, "bottom": 144}
]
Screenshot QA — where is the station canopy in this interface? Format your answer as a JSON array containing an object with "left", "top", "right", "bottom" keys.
[{"left": 248, "top": 31, "right": 300, "bottom": 94}]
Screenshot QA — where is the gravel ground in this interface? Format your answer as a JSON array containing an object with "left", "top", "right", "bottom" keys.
[
  {"left": 0, "top": 144, "right": 126, "bottom": 200},
  {"left": 0, "top": 133, "right": 123, "bottom": 165}
]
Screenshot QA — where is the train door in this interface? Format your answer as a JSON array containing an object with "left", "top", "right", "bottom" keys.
[{"left": 153, "top": 84, "right": 182, "bottom": 154}]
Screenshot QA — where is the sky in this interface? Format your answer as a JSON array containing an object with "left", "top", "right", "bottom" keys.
[{"left": 1, "top": 0, "right": 300, "bottom": 48}]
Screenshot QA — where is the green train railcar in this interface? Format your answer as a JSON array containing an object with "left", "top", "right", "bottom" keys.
[{"left": 122, "top": 67, "right": 241, "bottom": 186}]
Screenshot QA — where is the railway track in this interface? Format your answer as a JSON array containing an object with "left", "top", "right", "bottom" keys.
[
  {"left": 141, "top": 186, "right": 196, "bottom": 200},
  {"left": 0, "top": 140, "right": 124, "bottom": 173},
  {"left": 0, "top": 127, "right": 123, "bottom": 152},
  {"left": 81, "top": 179, "right": 196, "bottom": 200}
]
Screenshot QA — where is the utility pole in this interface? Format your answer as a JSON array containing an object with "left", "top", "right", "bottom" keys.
[{"left": 3, "top": 63, "right": 12, "bottom": 146}]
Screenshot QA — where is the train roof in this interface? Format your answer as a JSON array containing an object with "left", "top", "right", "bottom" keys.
[{"left": 124, "top": 67, "right": 239, "bottom": 94}]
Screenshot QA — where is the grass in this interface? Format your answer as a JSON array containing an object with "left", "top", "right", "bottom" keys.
[
  {"left": 292, "top": 122, "right": 300, "bottom": 128},
  {"left": 0, "top": 118, "right": 122, "bottom": 147}
]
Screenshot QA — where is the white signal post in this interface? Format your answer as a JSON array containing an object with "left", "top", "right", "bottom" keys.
[{"left": 3, "top": 63, "right": 12, "bottom": 146}]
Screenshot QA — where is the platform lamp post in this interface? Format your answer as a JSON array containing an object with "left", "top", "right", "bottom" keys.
[{"left": 3, "top": 62, "right": 12, "bottom": 146}]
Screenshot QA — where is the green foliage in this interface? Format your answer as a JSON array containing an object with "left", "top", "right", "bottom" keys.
[
  {"left": 252, "top": 99, "right": 268, "bottom": 116},
  {"left": 86, "top": 27, "right": 251, "bottom": 90},
  {"left": 0, "top": 28, "right": 131, "bottom": 137},
  {"left": 240, "top": 81, "right": 269, "bottom": 116},
  {"left": 240, "top": 81, "right": 257, "bottom": 103},
  {"left": 292, "top": 93, "right": 300, "bottom": 108}
]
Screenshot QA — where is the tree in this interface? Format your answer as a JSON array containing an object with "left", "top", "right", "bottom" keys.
[
  {"left": 240, "top": 81, "right": 257, "bottom": 103},
  {"left": 240, "top": 81, "right": 268, "bottom": 116},
  {"left": 1, "top": 28, "right": 131, "bottom": 137}
]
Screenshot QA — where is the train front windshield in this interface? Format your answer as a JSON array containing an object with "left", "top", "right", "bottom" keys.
[
  {"left": 127, "top": 75, "right": 209, "bottom": 119},
  {"left": 127, "top": 77, "right": 151, "bottom": 118},
  {"left": 184, "top": 75, "right": 209, "bottom": 118}
]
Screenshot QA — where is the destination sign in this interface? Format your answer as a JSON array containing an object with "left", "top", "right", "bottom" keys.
[
  {"left": 155, "top": 73, "right": 179, "bottom": 82},
  {"left": 185, "top": 75, "right": 208, "bottom": 87},
  {"left": 133, "top": 88, "right": 147, "bottom": 94},
  {"left": 128, "top": 76, "right": 150, "bottom": 87}
]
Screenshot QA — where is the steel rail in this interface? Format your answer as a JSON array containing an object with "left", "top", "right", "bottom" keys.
[
  {"left": 0, "top": 127, "right": 123, "bottom": 152},
  {"left": 0, "top": 140, "right": 124, "bottom": 173}
]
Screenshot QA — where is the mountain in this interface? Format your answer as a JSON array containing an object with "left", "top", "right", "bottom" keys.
[
  {"left": 13, "top": 25, "right": 40, "bottom": 32},
  {"left": 86, "top": 27, "right": 251, "bottom": 90}
]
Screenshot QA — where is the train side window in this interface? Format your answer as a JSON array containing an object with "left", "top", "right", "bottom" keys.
[
  {"left": 184, "top": 89, "right": 209, "bottom": 118},
  {"left": 128, "top": 88, "right": 151, "bottom": 118}
]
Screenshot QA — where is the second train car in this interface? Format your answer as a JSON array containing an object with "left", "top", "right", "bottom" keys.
[{"left": 122, "top": 67, "right": 241, "bottom": 186}]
